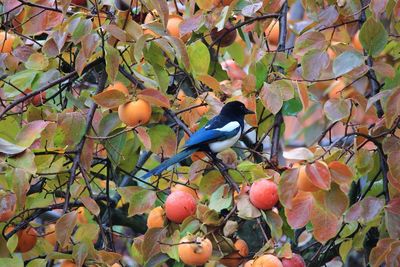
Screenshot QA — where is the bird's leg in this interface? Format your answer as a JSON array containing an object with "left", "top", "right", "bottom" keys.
[{"left": 207, "top": 152, "right": 240, "bottom": 193}]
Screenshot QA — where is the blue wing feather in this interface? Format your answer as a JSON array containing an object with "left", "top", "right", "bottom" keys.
[{"left": 184, "top": 116, "right": 240, "bottom": 148}]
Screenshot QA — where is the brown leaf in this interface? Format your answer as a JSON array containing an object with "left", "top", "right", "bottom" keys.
[
  {"left": 137, "top": 88, "right": 170, "bottom": 108},
  {"left": 92, "top": 89, "right": 128, "bottom": 109},
  {"left": 385, "top": 88, "right": 400, "bottom": 128},
  {"left": 15, "top": 120, "right": 50, "bottom": 147},
  {"left": 236, "top": 194, "right": 261, "bottom": 219},
  {"left": 311, "top": 203, "right": 341, "bottom": 244},
  {"left": 369, "top": 238, "right": 396, "bottom": 267},
  {"left": 80, "top": 196, "right": 100, "bottom": 216},
  {"left": 56, "top": 211, "right": 78, "bottom": 248}
]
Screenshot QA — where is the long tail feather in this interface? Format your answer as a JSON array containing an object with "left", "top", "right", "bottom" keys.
[{"left": 141, "top": 148, "right": 198, "bottom": 179}]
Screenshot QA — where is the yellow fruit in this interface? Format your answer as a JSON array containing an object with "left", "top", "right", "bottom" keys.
[
  {"left": 178, "top": 236, "right": 213, "bottom": 266},
  {"left": 147, "top": 206, "right": 165, "bottom": 229},
  {"left": 118, "top": 99, "right": 152, "bottom": 127}
]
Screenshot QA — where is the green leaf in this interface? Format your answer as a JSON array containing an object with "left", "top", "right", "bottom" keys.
[
  {"left": 15, "top": 120, "right": 50, "bottom": 147},
  {"left": 209, "top": 184, "right": 232, "bottom": 212},
  {"left": 187, "top": 40, "right": 210, "bottom": 76},
  {"left": 104, "top": 128, "right": 127, "bottom": 166},
  {"left": 25, "top": 53, "right": 49, "bottom": 71},
  {"left": 105, "top": 43, "right": 122, "bottom": 82},
  {"left": 263, "top": 210, "right": 283, "bottom": 239},
  {"left": 359, "top": 17, "right": 388, "bottom": 57},
  {"left": 199, "top": 170, "right": 225, "bottom": 196},
  {"left": 148, "top": 125, "right": 177, "bottom": 158},
  {"left": 282, "top": 97, "right": 303, "bottom": 116},
  {"left": 26, "top": 259, "right": 47, "bottom": 267},
  {"left": 339, "top": 239, "right": 353, "bottom": 262},
  {"left": 6, "top": 233, "right": 18, "bottom": 253},
  {"left": 117, "top": 186, "right": 157, "bottom": 216},
  {"left": 333, "top": 51, "right": 364, "bottom": 77}
]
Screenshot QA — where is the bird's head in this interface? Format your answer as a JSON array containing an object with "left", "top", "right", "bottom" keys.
[{"left": 220, "top": 101, "right": 254, "bottom": 119}]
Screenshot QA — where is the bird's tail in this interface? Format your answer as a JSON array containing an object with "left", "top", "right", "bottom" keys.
[{"left": 141, "top": 147, "right": 198, "bottom": 179}]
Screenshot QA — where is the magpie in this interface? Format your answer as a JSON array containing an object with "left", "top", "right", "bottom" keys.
[{"left": 142, "top": 101, "right": 254, "bottom": 179}]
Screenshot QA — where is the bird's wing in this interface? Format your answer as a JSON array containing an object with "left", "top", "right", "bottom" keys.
[{"left": 184, "top": 116, "right": 241, "bottom": 148}]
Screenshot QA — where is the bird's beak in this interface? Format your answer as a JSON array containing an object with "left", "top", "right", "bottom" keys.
[{"left": 245, "top": 108, "right": 255, "bottom": 115}]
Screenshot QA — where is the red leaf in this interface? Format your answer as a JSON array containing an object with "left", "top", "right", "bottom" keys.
[
  {"left": 306, "top": 161, "right": 331, "bottom": 190},
  {"left": 137, "top": 88, "right": 170, "bottom": 108},
  {"left": 285, "top": 191, "right": 313, "bottom": 229}
]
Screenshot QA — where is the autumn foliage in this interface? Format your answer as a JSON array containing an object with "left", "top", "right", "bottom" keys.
[{"left": 1, "top": 0, "right": 400, "bottom": 266}]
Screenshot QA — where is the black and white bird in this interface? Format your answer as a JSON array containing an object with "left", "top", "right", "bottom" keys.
[{"left": 142, "top": 101, "right": 254, "bottom": 179}]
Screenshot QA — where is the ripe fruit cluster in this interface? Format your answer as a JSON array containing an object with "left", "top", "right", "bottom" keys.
[{"left": 104, "top": 82, "right": 152, "bottom": 127}]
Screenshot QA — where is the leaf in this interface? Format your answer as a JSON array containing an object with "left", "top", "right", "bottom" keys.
[
  {"left": 141, "top": 228, "right": 167, "bottom": 263},
  {"left": 237, "top": 193, "right": 261, "bottom": 219},
  {"left": 359, "top": 17, "right": 388, "bottom": 57},
  {"left": 80, "top": 196, "right": 100, "bottom": 216},
  {"left": 370, "top": 0, "right": 388, "bottom": 18},
  {"left": 264, "top": 210, "right": 283, "bottom": 239},
  {"left": 324, "top": 98, "right": 351, "bottom": 122},
  {"left": 25, "top": 52, "right": 49, "bottom": 71},
  {"left": 137, "top": 88, "right": 170, "bottom": 108},
  {"left": 306, "top": 161, "right": 331, "bottom": 190},
  {"left": 339, "top": 239, "right": 353, "bottom": 262},
  {"left": 15, "top": 120, "right": 50, "bottom": 147},
  {"left": 72, "top": 242, "right": 89, "bottom": 267},
  {"left": 199, "top": 170, "right": 225, "bottom": 196},
  {"left": 56, "top": 211, "right": 78, "bottom": 248},
  {"left": 26, "top": 259, "right": 47, "bottom": 267},
  {"left": 373, "top": 61, "right": 395, "bottom": 78},
  {"left": 260, "top": 82, "right": 283, "bottom": 114},
  {"left": 370, "top": 238, "right": 396, "bottom": 267},
  {"left": 187, "top": 40, "right": 210, "bottom": 76},
  {"left": 0, "top": 138, "right": 26, "bottom": 155},
  {"left": 333, "top": 51, "right": 364, "bottom": 77},
  {"left": 385, "top": 88, "right": 400, "bottom": 128},
  {"left": 117, "top": 186, "right": 156, "bottom": 216},
  {"left": 285, "top": 191, "right": 313, "bottom": 228},
  {"left": 301, "top": 49, "right": 329, "bottom": 81},
  {"left": 310, "top": 202, "right": 340, "bottom": 244},
  {"left": 103, "top": 24, "right": 127, "bottom": 42},
  {"left": 209, "top": 184, "right": 232, "bottom": 212},
  {"left": 278, "top": 168, "right": 299, "bottom": 209},
  {"left": 283, "top": 147, "right": 314, "bottom": 161},
  {"left": 324, "top": 184, "right": 349, "bottom": 217},
  {"left": 160, "top": 230, "right": 180, "bottom": 261},
  {"left": 385, "top": 197, "right": 400, "bottom": 238},
  {"left": 197, "top": 74, "right": 220, "bottom": 91},
  {"left": 148, "top": 125, "right": 177, "bottom": 158},
  {"left": 344, "top": 197, "right": 384, "bottom": 224},
  {"left": 328, "top": 161, "right": 353, "bottom": 186},
  {"left": 366, "top": 90, "right": 391, "bottom": 111},
  {"left": 92, "top": 89, "right": 128, "bottom": 109},
  {"left": 195, "top": 0, "right": 213, "bottom": 10},
  {"left": 293, "top": 31, "right": 328, "bottom": 56},
  {"left": 105, "top": 43, "right": 121, "bottom": 82}
]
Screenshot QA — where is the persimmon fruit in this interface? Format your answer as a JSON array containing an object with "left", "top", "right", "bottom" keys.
[
  {"left": 0, "top": 31, "right": 15, "bottom": 53},
  {"left": 352, "top": 31, "right": 363, "bottom": 50},
  {"left": 178, "top": 235, "right": 213, "bottom": 266},
  {"left": 165, "top": 191, "right": 196, "bottom": 223},
  {"left": 220, "top": 239, "right": 249, "bottom": 267},
  {"left": 297, "top": 166, "right": 319, "bottom": 192},
  {"left": 253, "top": 254, "right": 283, "bottom": 267},
  {"left": 249, "top": 179, "right": 279, "bottom": 210},
  {"left": 171, "top": 183, "right": 198, "bottom": 199},
  {"left": 0, "top": 192, "right": 16, "bottom": 222},
  {"left": 60, "top": 260, "right": 77, "bottom": 267},
  {"left": 281, "top": 253, "right": 306, "bottom": 267},
  {"left": 265, "top": 21, "right": 280, "bottom": 46},
  {"left": 167, "top": 15, "right": 183, "bottom": 38},
  {"left": 147, "top": 206, "right": 165, "bottom": 229},
  {"left": 6, "top": 226, "right": 38, "bottom": 253},
  {"left": 118, "top": 99, "right": 152, "bottom": 127},
  {"left": 210, "top": 21, "right": 237, "bottom": 47},
  {"left": 32, "top": 91, "right": 46, "bottom": 106},
  {"left": 244, "top": 260, "right": 255, "bottom": 267}
]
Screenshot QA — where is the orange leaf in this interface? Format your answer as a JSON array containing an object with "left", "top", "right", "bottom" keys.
[
  {"left": 137, "top": 88, "right": 170, "bottom": 108},
  {"left": 285, "top": 191, "right": 313, "bottom": 229},
  {"left": 306, "top": 161, "right": 331, "bottom": 190},
  {"left": 80, "top": 196, "right": 100, "bottom": 216},
  {"left": 278, "top": 168, "right": 299, "bottom": 209},
  {"left": 310, "top": 203, "right": 340, "bottom": 244},
  {"left": 92, "top": 89, "right": 128, "bottom": 109},
  {"left": 328, "top": 161, "right": 353, "bottom": 186}
]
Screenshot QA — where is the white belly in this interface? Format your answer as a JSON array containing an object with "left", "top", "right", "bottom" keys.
[{"left": 209, "top": 130, "right": 241, "bottom": 153}]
